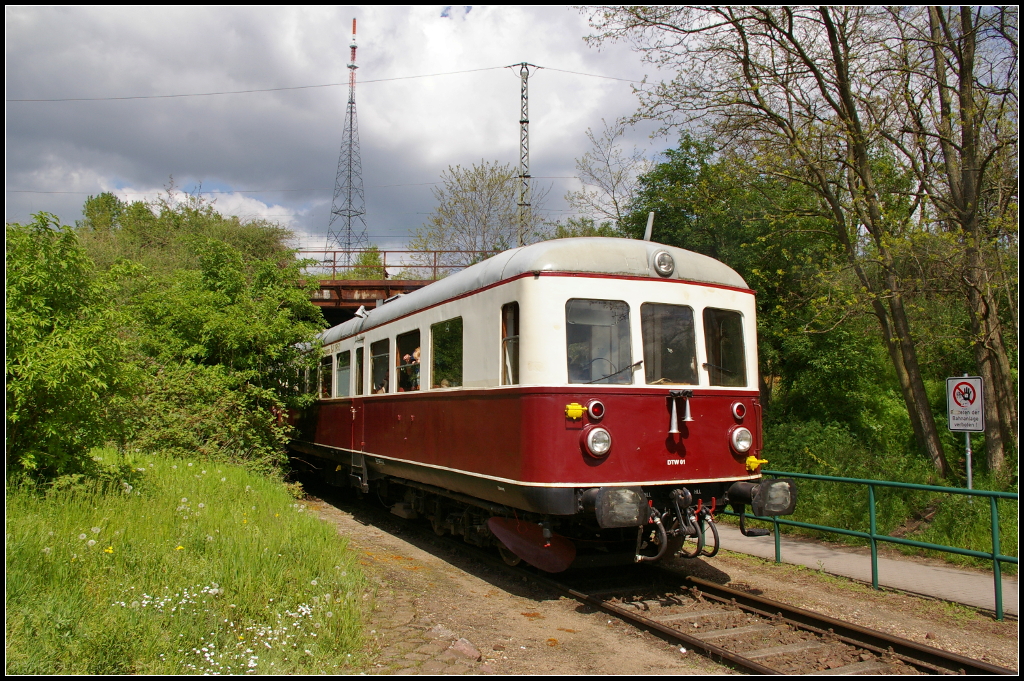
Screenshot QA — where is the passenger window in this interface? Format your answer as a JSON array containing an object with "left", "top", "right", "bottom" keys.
[
  {"left": 335, "top": 350, "right": 351, "bottom": 397},
  {"left": 354, "top": 346, "right": 364, "bottom": 396},
  {"left": 566, "top": 299, "right": 633, "bottom": 384},
  {"left": 320, "top": 355, "right": 333, "bottom": 398},
  {"left": 396, "top": 330, "right": 421, "bottom": 392},
  {"left": 703, "top": 308, "right": 747, "bottom": 387},
  {"left": 501, "top": 303, "right": 519, "bottom": 385},
  {"left": 370, "top": 339, "right": 390, "bottom": 394},
  {"left": 431, "top": 317, "right": 463, "bottom": 388},
  {"left": 641, "top": 303, "right": 698, "bottom": 385}
]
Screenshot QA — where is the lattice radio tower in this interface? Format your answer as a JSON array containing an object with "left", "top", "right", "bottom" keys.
[{"left": 326, "top": 18, "right": 369, "bottom": 263}]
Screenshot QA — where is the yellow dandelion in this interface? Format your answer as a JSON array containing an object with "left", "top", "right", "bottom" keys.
[
  {"left": 243, "top": 519, "right": 247, "bottom": 524},
  {"left": 104, "top": 546, "right": 113, "bottom": 554},
  {"left": 175, "top": 545, "right": 184, "bottom": 551}
]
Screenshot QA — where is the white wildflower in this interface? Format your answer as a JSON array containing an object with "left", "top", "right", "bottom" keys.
[
  {"left": 79, "top": 533, "right": 87, "bottom": 540},
  {"left": 91, "top": 527, "right": 101, "bottom": 534},
  {"left": 87, "top": 539, "right": 97, "bottom": 547}
]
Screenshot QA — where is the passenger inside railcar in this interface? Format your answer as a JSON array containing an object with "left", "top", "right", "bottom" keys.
[
  {"left": 371, "top": 339, "right": 390, "bottom": 393},
  {"left": 396, "top": 330, "right": 421, "bottom": 392}
]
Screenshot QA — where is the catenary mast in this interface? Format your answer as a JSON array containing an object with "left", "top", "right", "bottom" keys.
[{"left": 326, "top": 18, "right": 369, "bottom": 263}]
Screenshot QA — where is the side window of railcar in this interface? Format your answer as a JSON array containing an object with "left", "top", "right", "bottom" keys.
[
  {"left": 565, "top": 299, "right": 633, "bottom": 385},
  {"left": 335, "top": 350, "right": 351, "bottom": 397},
  {"left": 501, "top": 303, "right": 519, "bottom": 385},
  {"left": 370, "top": 339, "right": 390, "bottom": 394},
  {"left": 641, "top": 303, "right": 698, "bottom": 385},
  {"left": 354, "top": 346, "right": 365, "bottom": 396},
  {"left": 320, "top": 354, "right": 333, "bottom": 398},
  {"left": 702, "top": 308, "right": 747, "bottom": 387},
  {"left": 396, "top": 330, "right": 421, "bottom": 392},
  {"left": 431, "top": 317, "right": 463, "bottom": 388}
]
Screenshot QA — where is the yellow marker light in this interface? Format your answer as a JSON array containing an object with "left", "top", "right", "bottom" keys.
[
  {"left": 745, "top": 455, "right": 769, "bottom": 472},
  {"left": 565, "top": 403, "right": 585, "bottom": 420}
]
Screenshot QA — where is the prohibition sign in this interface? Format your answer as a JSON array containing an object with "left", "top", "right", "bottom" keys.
[
  {"left": 951, "top": 382, "right": 978, "bottom": 408},
  {"left": 946, "top": 376, "right": 984, "bottom": 432}
]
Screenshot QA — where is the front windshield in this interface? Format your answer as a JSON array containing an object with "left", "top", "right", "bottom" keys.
[
  {"left": 566, "top": 299, "right": 633, "bottom": 385},
  {"left": 703, "top": 308, "right": 747, "bottom": 387},
  {"left": 641, "top": 303, "right": 698, "bottom": 385}
]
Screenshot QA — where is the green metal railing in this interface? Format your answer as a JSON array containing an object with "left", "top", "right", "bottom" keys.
[{"left": 720, "top": 470, "right": 1018, "bottom": 620}]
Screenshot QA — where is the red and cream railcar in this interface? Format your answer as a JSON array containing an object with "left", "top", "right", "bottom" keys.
[{"left": 291, "top": 237, "right": 795, "bottom": 571}]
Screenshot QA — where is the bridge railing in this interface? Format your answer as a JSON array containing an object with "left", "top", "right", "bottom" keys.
[
  {"left": 297, "top": 250, "right": 498, "bottom": 280},
  {"left": 721, "top": 470, "right": 1017, "bottom": 619}
]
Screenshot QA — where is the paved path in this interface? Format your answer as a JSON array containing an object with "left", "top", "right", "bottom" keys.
[{"left": 717, "top": 524, "right": 1018, "bottom": 617}]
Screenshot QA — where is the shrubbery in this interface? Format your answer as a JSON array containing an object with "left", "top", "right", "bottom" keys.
[
  {"left": 6, "top": 215, "right": 140, "bottom": 476},
  {"left": 6, "top": 195, "right": 324, "bottom": 479}
]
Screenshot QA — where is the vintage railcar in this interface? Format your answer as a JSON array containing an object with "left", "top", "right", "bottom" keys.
[{"left": 290, "top": 237, "right": 796, "bottom": 571}]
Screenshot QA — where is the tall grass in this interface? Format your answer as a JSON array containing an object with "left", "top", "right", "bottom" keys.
[{"left": 6, "top": 451, "right": 366, "bottom": 675}]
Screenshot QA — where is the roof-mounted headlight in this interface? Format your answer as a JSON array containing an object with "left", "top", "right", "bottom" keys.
[{"left": 653, "top": 250, "right": 675, "bottom": 277}]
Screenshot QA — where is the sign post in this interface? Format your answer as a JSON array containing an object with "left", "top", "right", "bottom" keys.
[{"left": 947, "top": 375, "right": 984, "bottom": 492}]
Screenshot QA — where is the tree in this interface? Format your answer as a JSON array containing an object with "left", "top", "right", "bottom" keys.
[
  {"left": 409, "top": 160, "right": 549, "bottom": 277},
  {"left": 546, "top": 216, "right": 621, "bottom": 239},
  {"left": 565, "top": 119, "right": 652, "bottom": 227},
  {"left": 347, "top": 246, "right": 387, "bottom": 280},
  {"left": 6, "top": 214, "right": 140, "bottom": 476},
  {"left": 882, "top": 7, "right": 1018, "bottom": 472},
  {"left": 585, "top": 6, "right": 976, "bottom": 476}
]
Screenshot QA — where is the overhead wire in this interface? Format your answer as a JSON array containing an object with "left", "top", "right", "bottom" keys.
[{"left": 6, "top": 64, "right": 640, "bottom": 102}]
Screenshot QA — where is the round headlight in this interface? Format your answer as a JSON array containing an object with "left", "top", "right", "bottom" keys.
[
  {"left": 584, "top": 427, "right": 612, "bottom": 457},
  {"left": 730, "top": 426, "right": 753, "bottom": 453},
  {"left": 653, "top": 250, "right": 675, "bottom": 277}
]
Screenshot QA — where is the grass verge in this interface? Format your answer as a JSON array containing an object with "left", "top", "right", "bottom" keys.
[{"left": 6, "top": 450, "right": 367, "bottom": 675}]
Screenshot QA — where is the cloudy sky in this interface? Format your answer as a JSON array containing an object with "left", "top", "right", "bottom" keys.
[{"left": 6, "top": 6, "right": 669, "bottom": 251}]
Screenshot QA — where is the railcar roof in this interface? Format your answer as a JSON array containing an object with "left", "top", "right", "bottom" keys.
[{"left": 319, "top": 237, "right": 748, "bottom": 345}]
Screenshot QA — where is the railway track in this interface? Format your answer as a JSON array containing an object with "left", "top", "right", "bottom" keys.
[
  {"left": 440, "top": 539, "right": 1014, "bottom": 675},
  {"left": 302, "top": 480, "right": 1014, "bottom": 675}
]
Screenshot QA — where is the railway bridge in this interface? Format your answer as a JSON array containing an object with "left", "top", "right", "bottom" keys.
[{"left": 300, "top": 249, "right": 492, "bottom": 326}]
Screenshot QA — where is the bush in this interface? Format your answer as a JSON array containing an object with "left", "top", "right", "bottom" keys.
[{"left": 6, "top": 214, "right": 140, "bottom": 476}]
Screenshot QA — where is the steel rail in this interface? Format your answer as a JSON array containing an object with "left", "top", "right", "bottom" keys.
[
  {"left": 674, "top": 573, "right": 1015, "bottom": 676},
  {"left": 451, "top": 536, "right": 1015, "bottom": 675}
]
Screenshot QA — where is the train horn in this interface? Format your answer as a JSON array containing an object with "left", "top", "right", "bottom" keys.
[
  {"left": 668, "top": 398, "right": 680, "bottom": 434},
  {"left": 681, "top": 396, "right": 694, "bottom": 422},
  {"left": 669, "top": 390, "right": 694, "bottom": 433}
]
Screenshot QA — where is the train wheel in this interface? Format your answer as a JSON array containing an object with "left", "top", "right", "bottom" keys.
[{"left": 498, "top": 545, "right": 522, "bottom": 566}]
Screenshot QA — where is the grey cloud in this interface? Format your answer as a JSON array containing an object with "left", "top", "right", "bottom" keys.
[{"left": 6, "top": 6, "right": 661, "bottom": 245}]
